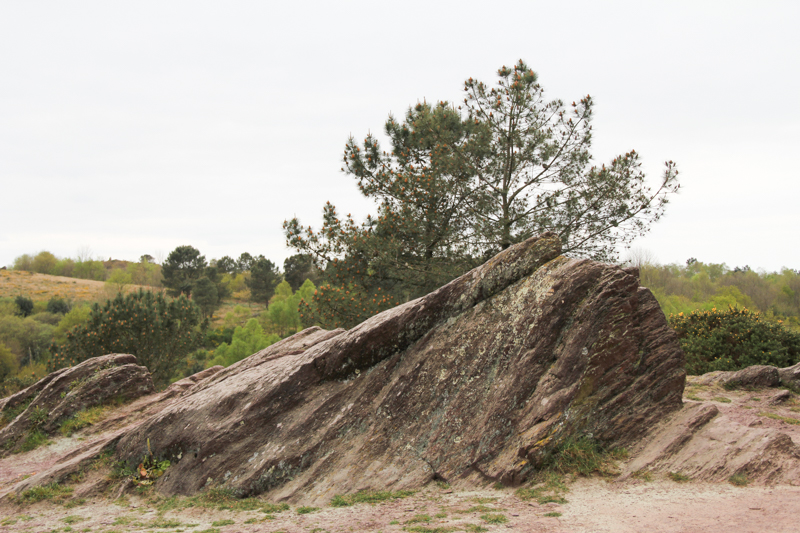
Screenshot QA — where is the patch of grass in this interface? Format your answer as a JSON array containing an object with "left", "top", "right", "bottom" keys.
[
  {"left": 112, "top": 516, "right": 132, "bottom": 525},
  {"left": 61, "top": 515, "right": 84, "bottom": 524},
  {"left": 296, "top": 506, "right": 318, "bottom": 514},
  {"left": 750, "top": 397, "right": 761, "bottom": 402},
  {"left": 145, "top": 517, "right": 185, "bottom": 528},
  {"left": 0, "top": 518, "right": 17, "bottom": 526},
  {"left": 480, "top": 513, "right": 508, "bottom": 524},
  {"left": 515, "top": 471, "right": 569, "bottom": 505},
  {"left": 172, "top": 488, "right": 266, "bottom": 511},
  {"left": 434, "top": 511, "right": 447, "bottom": 518},
  {"left": 59, "top": 406, "right": 109, "bottom": 436},
  {"left": 403, "top": 527, "right": 455, "bottom": 533},
  {"left": 667, "top": 471, "right": 691, "bottom": 483},
  {"left": 729, "top": 473, "right": 749, "bottom": 486},
  {"left": 463, "top": 525, "right": 488, "bottom": 533},
  {"left": 405, "top": 514, "right": 431, "bottom": 524},
  {"left": 196, "top": 529, "right": 221, "bottom": 533},
  {"left": 389, "top": 520, "right": 399, "bottom": 525},
  {"left": 712, "top": 396, "right": 732, "bottom": 403},
  {"left": 540, "top": 436, "right": 624, "bottom": 477},
  {"left": 632, "top": 469, "right": 653, "bottom": 482},
  {"left": 260, "top": 502, "right": 290, "bottom": 513},
  {"left": 1, "top": 399, "right": 33, "bottom": 426},
  {"left": 19, "top": 482, "right": 74, "bottom": 504},
  {"left": 28, "top": 405, "right": 49, "bottom": 425},
  {"left": 543, "top": 511, "right": 562, "bottom": 517},
  {"left": 63, "top": 498, "right": 87, "bottom": 508},
  {"left": 434, "top": 480, "right": 450, "bottom": 489},
  {"left": 686, "top": 394, "right": 703, "bottom": 401},
  {"left": 211, "top": 518, "right": 235, "bottom": 526},
  {"left": 19, "top": 428, "right": 50, "bottom": 452},
  {"left": 470, "top": 497, "right": 497, "bottom": 504},
  {"left": 491, "top": 481, "right": 505, "bottom": 489},
  {"left": 330, "top": 489, "right": 416, "bottom": 507},
  {"left": 758, "top": 412, "right": 800, "bottom": 425}
]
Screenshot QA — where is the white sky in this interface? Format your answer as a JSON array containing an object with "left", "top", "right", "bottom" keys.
[{"left": 1, "top": 1, "right": 798, "bottom": 272}]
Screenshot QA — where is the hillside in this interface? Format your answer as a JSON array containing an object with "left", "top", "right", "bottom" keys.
[{"left": 0, "top": 269, "right": 156, "bottom": 304}]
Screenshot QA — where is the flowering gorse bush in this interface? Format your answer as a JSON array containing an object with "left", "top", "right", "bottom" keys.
[{"left": 669, "top": 306, "right": 800, "bottom": 375}]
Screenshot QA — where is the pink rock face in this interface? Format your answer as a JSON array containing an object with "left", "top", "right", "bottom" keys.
[
  {"left": 111, "top": 233, "right": 685, "bottom": 504},
  {"left": 0, "top": 353, "right": 154, "bottom": 455}
]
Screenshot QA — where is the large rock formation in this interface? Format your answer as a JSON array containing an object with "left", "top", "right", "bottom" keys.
[
  {"left": 0, "top": 354, "right": 154, "bottom": 455},
  {"left": 101, "top": 232, "right": 684, "bottom": 503}
]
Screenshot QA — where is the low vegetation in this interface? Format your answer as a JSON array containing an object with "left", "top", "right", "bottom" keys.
[{"left": 330, "top": 489, "right": 416, "bottom": 507}]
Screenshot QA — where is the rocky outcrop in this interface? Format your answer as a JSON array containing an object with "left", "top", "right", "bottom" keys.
[
  {"left": 100, "top": 232, "right": 683, "bottom": 503},
  {"left": 4, "top": 233, "right": 688, "bottom": 503},
  {"left": 0, "top": 354, "right": 154, "bottom": 455},
  {"left": 693, "top": 364, "right": 795, "bottom": 389}
]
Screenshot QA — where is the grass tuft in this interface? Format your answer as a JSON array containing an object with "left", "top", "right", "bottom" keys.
[
  {"left": 480, "top": 513, "right": 508, "bottom": 524},
  {"left": 19, "top": 483, "right": 73, "bottom": 504},
  {"left": 668, "top": 472, "right": 691, "bottom": 483},
  {"left": 329, "top": 489, "right": 415, "bottom": 507},
  {"left": 296, "top": 506, "right": 319, "bottom": 514},
  {"left": 60, "top": 406, "right": 109, "bottom": 436},
  {"left": 729, "top": 473, "right": 748, "bottom": 487}
]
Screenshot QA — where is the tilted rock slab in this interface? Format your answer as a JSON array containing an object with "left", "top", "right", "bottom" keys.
[
  {"left": 111, "top": 233, "right": 684, "bottom": 504},
  {"left": 0, "top": 354, "right": 154, "bottom": 455}
]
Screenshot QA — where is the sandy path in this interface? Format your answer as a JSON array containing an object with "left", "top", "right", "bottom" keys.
[{"left": 561, "top": 479, "right": 800, "bottom": 533}]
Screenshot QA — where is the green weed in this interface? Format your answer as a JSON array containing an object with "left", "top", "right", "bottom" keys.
[
  {"left": 480, "top": 513, "right": 508, "bottom": 524},
  {"left": 330, "top": 489, "right": 415, "bottom": 507},
  {"left": 759, "top": 412, "right": 800, "bottom": 425},
  {"left": 668, "top": 472, "right": 691, "bottom": 482},
  {"left": 540, "top": 436, "right": 625, "bottom": 477},
  {"left": 61, "top": 516, "right": 84, "bottom": 524},
  {"left": 19, "top": 428, "right": 50, "bottom": 451},
  {"left": 712, "top": 396, "right": 732, "bottom": 403},
  {"left": 729, "top": 473, "right": 749, "bottom": 486},
  {"left": 296, "top": 506, "right": 319, "bottom": 514},
  {"left": 211, "top": 518, "right": 235, "bottom": 526},
  {"left": 260, "top": 502, "right": 290, "bottom": 513},
  {"left": 463, "top": 525, "right": 488, "bottom": 533},
  {"left": 543, "top": 511, "right": 562, "bottom": 517},
  {"left": 405, "top": 514, "right": 431, "bottom": 523},
  {"left": 19, "top": 482, "right": 73, "bottom": 504},
  {"left": 59, "top": 406, "right": 109, "bottom": 436}
]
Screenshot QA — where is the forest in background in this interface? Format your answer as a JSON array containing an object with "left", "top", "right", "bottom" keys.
[{"left": 2, "top": 244, "right": 798, "bottom": 397}]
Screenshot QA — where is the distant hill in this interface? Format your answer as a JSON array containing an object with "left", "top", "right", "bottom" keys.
[{"left": 0, "top": 269, "right": 157, "bottom": 303}]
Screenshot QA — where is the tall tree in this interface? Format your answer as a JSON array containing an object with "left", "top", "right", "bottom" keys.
[
  {"left": 246, "top": 257, "right": 281, "bottom": 306},
  {"left": 193, "top": 277, "right": 220, "bottom": 318},
  {"left": 161, "top": 245, "right": 207, "bottom": 297},
  {"left": 285, "top": 60, "right": 679, "bottom": 327},
  {"left": 456, "top": 60, "right": 678, "bottom": 259},
  {"left": 283, "top": 254, "right": 321, "bottom": 291}
]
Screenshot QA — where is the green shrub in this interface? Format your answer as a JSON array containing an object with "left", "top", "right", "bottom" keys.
[
  {"left": 46, "top": 298, "right": 71, "bottom": 315},
  {"left": 670, "top": 307, "right": 800, "bottom": 375},
  {"left": 14, "top": 296, "right": 34, "bottom": 318},
  {"left": 49, "top": 290, "right": 205, "bottom": 387}
]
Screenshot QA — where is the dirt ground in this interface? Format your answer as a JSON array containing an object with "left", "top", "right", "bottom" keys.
[{"left": 2, "top": 477, "right": 800, "bottom": 533}]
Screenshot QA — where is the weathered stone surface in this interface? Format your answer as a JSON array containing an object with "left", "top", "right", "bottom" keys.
[
  {"left": 692, "top": 365, "right": 782, "bottom": 389},
  {"left": 104, "top": 233, "right": 685, "bottom": 504},
  {"left": 0, "top": 354, "right": 154, "bottom": 455},
  {"left": 779, "top": 362, "right": 800, "bottom": 386}
]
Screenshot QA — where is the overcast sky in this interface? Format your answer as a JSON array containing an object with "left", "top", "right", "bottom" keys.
[{"left": 1, "top": 1, "right": 798, "bottom": 272}]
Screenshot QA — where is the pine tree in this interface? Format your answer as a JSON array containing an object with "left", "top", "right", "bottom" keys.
[{"left": 48, "top": 290, "right": 205, "bottom": 387}]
